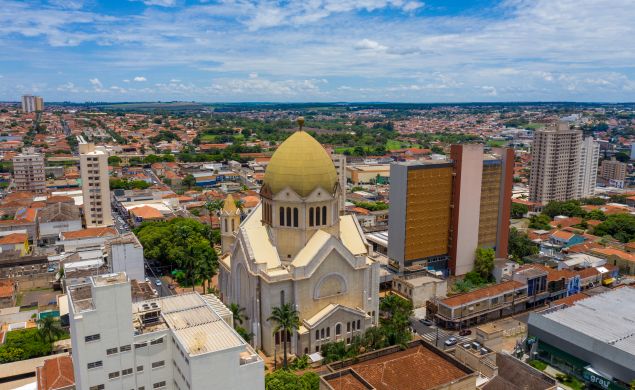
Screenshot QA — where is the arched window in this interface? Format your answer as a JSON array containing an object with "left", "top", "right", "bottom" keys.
[
  {"left": 357, "top": 320, "right": 361, "bottom": 330},
  {"left": 335, "top": 324, "right": 341, "bottom": 335},
  {"left": 326, "top": 327, "right": 330, "bottom": 338},
  {"left": 309, "top": 207, "right": 314, "bottom": 226},
  {"left": 286, "top": 208, "right": 291, "bottom": 227},
  {"left": 293, "top": 208, "right": 298, "bottom": 227},
  {"left": 322, "top": 206, "right": 327, "bottom": 225},
  {"left": 231, "top": 219, "right": 235, "bottom": 232},
  {"left": 279, "top": 207, "right": 284, "bottom": 226},
  {"left": 321, "top": 329, "right": 325, "bottom": 339},
  {"left": 315, "top": 330, "right": 319, "bottom": 340},
  {"left": 223, "top": 219, "right": 227, "bottom": 232},
  {"left": 315, "top": 206, "right": 321, "bottom": 226}
]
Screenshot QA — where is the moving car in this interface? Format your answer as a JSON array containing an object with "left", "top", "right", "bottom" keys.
[
  {"left": 419, "top": 319, "right": 433, "bottom": 326},
  {"left": 459, "top": 329, "right": 472, "bottom": 336},
  {"left": 155, "top": 279, "right": 162, "bottom": 286},
  {"left": 444, "top": 337, "right": 458, "bottom": 347}
]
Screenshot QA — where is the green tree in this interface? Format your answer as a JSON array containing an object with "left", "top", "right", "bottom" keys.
[
  {"left": 511, "top": 203, "right": 529, "bottom": 219},
  {"left": 267, "top": 303, "right": 300, "bottom": 369},
  {"left": 593, "top": 214, "right": 635, "bottom": 243},
  {"left": 379, "top": 294, "right": 413, "bottom": 347},
  {"left": 265, "top": 370, "right": 319, "bottom": 390},
  {"left": 508, "top": 227, "right": 539, "bottom": 263},
  {"left": 528, "top": 214, "right": 552, "bottom": 230},
  {"left": 542, "top": 200, "right": 585, "bottom": 218},
  {"left": 182, "top": 174, "right": 196, "bottom": 189},
  {"left": 474, "top": 247, "right": 495, "bottom": 280},
  {"left": 586, "top": 209, "right": 607, "bottom": 221},
  {"left": 229, "top": 303, "right": 247, "bottom": 325},
  {"left": 108, "top": 155, "right": 122, "bottom": 166},
  {"left": 36, "top": 317, "right": 65, "bottom": 345}
]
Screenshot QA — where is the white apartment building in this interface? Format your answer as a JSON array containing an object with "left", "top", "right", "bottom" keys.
[
  {"left": 579, "top": 136, "right": 600, "bottom": 198},
  {"left": 529, "top": 121, "right": 582, "bottom": 204},
  {"left": 79, "top": 138, "right": 113, "bottom": 227},
  {"left": 68, "top": 272, "right": 264, "bottom": 390},
  {"left": 13, "top": 149, "right": 46, "bottom": 194},
  {"left": 331, "top": 153, "right": 347, "bottom": 213}
]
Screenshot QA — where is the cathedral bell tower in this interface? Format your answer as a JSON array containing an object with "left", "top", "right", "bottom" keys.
[{"left": 220, "top": 194, "right": 241, "bottom": 255}]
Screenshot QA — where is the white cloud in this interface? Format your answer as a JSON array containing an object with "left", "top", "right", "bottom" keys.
[
  {"left": 133, "top": 76, "right": 147, "bottom": 82},
  {"left": 130, "top": 0, "right": 177, "bottom": 7},
  {"left": 354, "top": 39, "right": 387, "bottom": 51},
  {"left": 89, "top": 78, "right": 102, "bottom": 88}
]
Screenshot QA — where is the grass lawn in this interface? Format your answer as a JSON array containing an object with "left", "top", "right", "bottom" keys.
[
  {"left": 385, "top": 139, "right": 404, "bottom": 150},
  {"left": 528, "top": 359, "right": 547, "bottom": 371},
  {"left": 199, "top": 134, "right": 216, "bottom": 143},
  {"left": 525, "top": 123, "right": 544, "bottom": 130}
]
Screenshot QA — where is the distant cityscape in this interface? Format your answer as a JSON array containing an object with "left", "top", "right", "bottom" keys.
[{"left": 0, "top": 97, "right": 633, "bottom": 390}]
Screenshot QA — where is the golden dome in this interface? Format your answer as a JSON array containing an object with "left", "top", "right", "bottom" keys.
[{"left": 263, "top": 131, "right": 337, "bottom": 197}]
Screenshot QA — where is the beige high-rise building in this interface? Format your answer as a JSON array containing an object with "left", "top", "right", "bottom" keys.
[
  {"left": 600, "top": 157, "right": 627, "bottom": 182},
  {"left": 12, "top": 149, "right": 46, "bottom": 194},
  {"left": 21, "top": 95, "right": 43, "bottom": 113},
  {"left": 579, "top": 136, "right": 600, "bottom": 198},
  {"left": 79, "top": 138, "right": 113, "bottom": 227},
  {"left": 529, "top": 122, "right": 582, "bottom": 204}
]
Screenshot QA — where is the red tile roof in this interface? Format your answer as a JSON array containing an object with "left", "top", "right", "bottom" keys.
[
  {"left": 36, "top": 355, "right": 75, "bottom": 390},
  {"left": 61, "top": 227, "right": 117, "bottom": 240},
  {"left": 0, "top": 232, "right": 27, "bottom": 245},
  {"left": 442, "top": 281, "right": 525, "bottom": 307}
]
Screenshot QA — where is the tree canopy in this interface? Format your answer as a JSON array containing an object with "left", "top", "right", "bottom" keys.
[
  {"left": 474, "top": 247, "right": 495, "bottom": 280},
  {"left": 542, "top": 200, "right": 585, "bottom": 218},
  {"left": 593, "top": 214, "right": 635, "bottom": 243},
  {"left": 265, "top": 370, "right": 319, "bottom": 390},
  {"left": 511, "top": 203, "right": 528, "bottom": 219},
  {"left": 508, "top": 227, "right": 539, "bottom": 263}
]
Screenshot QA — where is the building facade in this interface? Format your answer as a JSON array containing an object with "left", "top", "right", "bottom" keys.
[
  {"left": 219, "top": 128, "right": 380, "bottom": 357},
  {"left": 21, "top": 95, "right": 43, "bottom": 113},
  {"left": 13, "top": 149, "right": 46, "bottom": 194},
  {"left": 600, "top": 157, "right": 627, "bottom": 182},
  {"left": 68, "top": 272, "right": 264, "bottom": 390},
  {"left": 529, "top": 122, "right": 583, "bottom": 203},
  {"left": 388, "top": 144, "right": 513, "bottom": 275},
  {"left": 331, "top": 153, "right": 347, "bottom": 213},
  {"left": 579, "top": 137, "right": 600, "bottom": 198},
  {"left": 79, "top": 139, "right": 113, "bottom": 227}
]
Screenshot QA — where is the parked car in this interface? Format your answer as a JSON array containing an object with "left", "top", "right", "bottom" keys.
[
  {"left": 459, "top": 329, "right": 472, "bottom": 336},
  {"left": 155, "top": 279, "right": 162, "bottom": 286},
  {"left": 444, "top": 337, "right": 458, "bottom": 347},
  {"left": 419, "top": 319, "right": 433, "bottom": 326}
]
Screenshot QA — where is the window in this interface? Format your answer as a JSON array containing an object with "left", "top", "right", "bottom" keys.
[
  {"left": 286, "top": 207, "right": 291, "bottom": 226},
  {"left": 85, "top": 334, "right": 101, "bottom": 342},
  {"left": 152, "top": 360, "right": 165, "bottom": 369},
  {"left": 89, "top": 385, "right": 105, "bottom": 390},
  {"left": 321, "top": 328, "right": 325, "bottom": 339},
  {"left": 87, "top": 361, "right": 103, "bottom": 370},
  {"left": 138, "top": 387, "right": 145, "bottom": 390},
  {"left": 150, "top": 338, "right": 164, "bottom": 345},
  {"left": 315, "top": 206, "right": 321, "bottom": 225},
  {"left": 293, "top": 208, "right": 298, "bottom": 227},
  {"left": 279, "top": 207, "right": 284, "bottom": 225},
  {"left": 336, "top": 324, "right": 341, "bottom": 335},
  {"left": 326, "top": 327, "right": 330, "bottom": 338},
  {"left": 135, "top": 342, "right": 147, "bottom": 349},
  {"left": 322, "top": 206, "right": 327, "bottom": 225},
  {"left": 106, "top": 347, "right": 118, "bottom": 355},
  {"left": 108, "top": 371, "right": 120, "bottom": 380},
  {"left": 137, "top": 365, "right": 144, "bottom": 372},
  {"left": 357, "top": 320, "right": 361, "bottom": 330},
  {"left": 122, "top": 368, "right": 133, "bottom": 376},
  {"left": 153, "top": 381, "right": 166, "bottom": 389},
  {"left": 309, "top": 207, "right": 314, "bottom": 226},
  {"left": 120, "top": 344, "right": 131, "bottom": 352},
  {"left": 347, "top": 322, "right": 350, "bottom": 332},
  {"left": 315, "top": 330, "right": 319, "bottom": 340}
]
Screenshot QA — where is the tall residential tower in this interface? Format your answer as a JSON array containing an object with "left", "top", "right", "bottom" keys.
[
  {"left": 12, "top": 148, "right": 46, "bottom": 194},
  {"left": 79, "top": 138, "right": 113, "bottom": 227}
]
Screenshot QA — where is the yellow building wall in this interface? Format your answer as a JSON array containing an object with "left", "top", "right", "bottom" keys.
[
  {"left": 478, "top": 164, "right": 502, "bottom": 247},
  {"left": 404, "top": 167, "right": 453, "bottom": 262}
]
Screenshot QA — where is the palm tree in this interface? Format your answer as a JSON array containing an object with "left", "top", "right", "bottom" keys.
[
  {"left": 37, "top": 317, "right": 64, "bottom": 346},
  {"left": 267, "top": 303, "right": 300, "bottom": 369},
  {"left": 229, "top": 303, "right": 247, "bottom": 325}
]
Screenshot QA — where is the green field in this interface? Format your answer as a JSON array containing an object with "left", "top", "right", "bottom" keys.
[{"left": 525, "top": 123, "right": 545, "bottom": 130}]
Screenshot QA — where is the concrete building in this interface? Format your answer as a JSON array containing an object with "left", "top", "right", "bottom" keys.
[
  {"left": 37, "top": 202, "right": 82, "bottom": 245},
  {"left": 579, "top": 137, "right": 600, "bottom": 198},
  {"left": 528, "top": 288, "right": 635, "bottom": 389},
  {"left": 600, "top": 157, "right": 627, "bottom": 182},
  {"left": 13, "top": 149, "right": 46, "bottom": 194},
  {"left": 68, "top": 272, "right": 263, "bottom": 390},
  {"left": 21, "top": 95, "right": 43, "bottom": 113},
  {"left": 391, "top": 272, "right": 447, "bottom": 308},
  {"left": 219, "top": 128, "right": 380, "bottom": 357},
  {"left": 345, "top": 164, "right": 390, "bottom": 185},
  {"left": 79, "top": 139, "right": 113, "bottom": 227},
  {"left": 529, "top": 122, "right": 583, "bottom": 203},
  {"left": 106, "top": 233, "right": 145, "bottom": 282},
  {"left": 388, "top": 145, "right": 513, "bottom": 275}
]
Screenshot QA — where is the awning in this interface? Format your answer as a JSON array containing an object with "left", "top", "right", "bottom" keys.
[{"left": 602, "top": 278, "right": 615, "bottom": 285}]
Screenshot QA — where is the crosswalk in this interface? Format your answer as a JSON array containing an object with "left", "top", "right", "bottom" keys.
[{"left": 418, "top": 327, "right": 472, "bottom": 347}]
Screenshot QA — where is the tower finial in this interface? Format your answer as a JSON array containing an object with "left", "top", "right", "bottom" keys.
[{"left": 297, "top": 116, "right": 305, "bottom": 131}]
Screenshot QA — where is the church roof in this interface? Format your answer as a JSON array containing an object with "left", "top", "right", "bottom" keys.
[{"left": 263, "top": 131, "right": 338, "bottom": 197}]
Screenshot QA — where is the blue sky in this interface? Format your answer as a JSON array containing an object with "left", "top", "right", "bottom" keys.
[{"left": 0, "top": 0, "right": 634, "bottom": 102}]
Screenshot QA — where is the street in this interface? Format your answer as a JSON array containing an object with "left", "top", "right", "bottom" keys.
[{"left": 410, "top": 318, "right": 472, "bottom": 350}]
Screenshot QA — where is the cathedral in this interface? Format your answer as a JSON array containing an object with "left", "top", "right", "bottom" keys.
[{"left": 219, "top": 121, "right": 380, "bottom": 357}]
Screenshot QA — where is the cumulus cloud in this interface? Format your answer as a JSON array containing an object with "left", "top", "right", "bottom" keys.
[
  {"left": 354, "top": 39, "right": 387, "bottom": 51},
  {"left": 130, "top": 0, "right": 177, "bottom": 7},
  {"left": 133, "top": 76, "right": 147, "bottom": 82}
]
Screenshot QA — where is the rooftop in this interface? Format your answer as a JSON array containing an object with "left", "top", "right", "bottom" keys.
[
  {"left": 541, "top": 287, "right": 635, "bottom": 355},
  {"left": 36, "top": 355, "right": 75, "bottom": 390},
  {"left": 325, "top": 340, "right": 474, "bottom": 390},
  {"left": 441, "top": 280, "right": 525, "bottom": 307}
]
